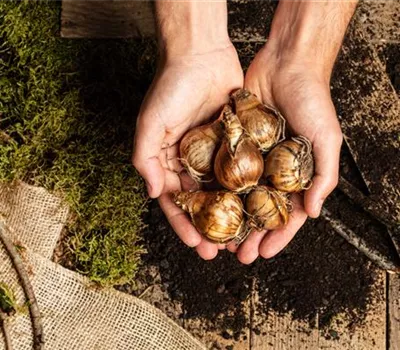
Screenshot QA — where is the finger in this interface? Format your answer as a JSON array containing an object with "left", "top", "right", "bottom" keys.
[
  {"left": 158, "top": 193, "right": 202, "bottom": 247},
  {"left": 196, "top": 239, "right": 218, "bottom": 260},
  {"left": 304, "top": 129, "right": 342, "bottom": 218},
  {"left": 132, "top": 110, "right": 166, "bottom": 198},
  {"left": 218, "top": 244, "right": 226, "bottom": 250},
  {"left": 226, "top": 241, "right": 238, "bottom": 253},
  {"left": 159, "top": 146, "right": 200, "bottom": 192},
  {"left": 160, "top": 145, "right": 184, "bottom": 174},
  {"left": 179, "top": 171, "right": 200, "bottom": 192},
  {"left": 237, "top": 229, "right": 267, "bottom": 265},
  {"left": 244, "top": 62, "right": 274, "bottom": 106},
  {"left": 160, "top": 168, "right": 198, "bottom": 194},
  {"left": 259, "top": 194, "right": 307, "bottom": 259}
]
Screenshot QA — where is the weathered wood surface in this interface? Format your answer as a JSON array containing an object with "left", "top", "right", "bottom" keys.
[
  {"left": 61, "top": 1, "right": 155, "bottom": 38},
  {"left": 61, "top": 0, "right": 400, "bottom": 43},
  {"left": 389, "top": 273, "right": 400, "bottom": 350},
  {"left": 318, "top": 272, "right": 386, "bottom": 350},
  {"left": 251, "top": 267, "right": 386, "bottom": 350},
  {"left": 183, "top": 306, "right": 251, "bottom": 350},
  {"left": 251, "top": 290, "right": 320, "bottom": 350}
]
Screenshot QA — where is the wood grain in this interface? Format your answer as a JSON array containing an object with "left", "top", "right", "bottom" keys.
[
  {"left": 251, "top": 290, "right": 319, "bottom": 350},
  {"left": 61, "top": 1, "right": 155, "bottom": 38},
  {"left": 183, "top": 294, "right": 251, "bottom": 350},
  {"left": 251, "top": 271, "right": 386, "bottom": 350},
  {"left": 320, "top": 271, "right": 386, "bottom": 350},
  {"left": 389, "top": 273, "right": 400, "bottom": 350}
]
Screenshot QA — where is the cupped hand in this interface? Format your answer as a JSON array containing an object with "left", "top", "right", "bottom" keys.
[
  {"left": 228, "top": 49, "right": 343, "bottom": 264},
  {"left": 132, "top": 44, "right": 243, "bottom": 260}
]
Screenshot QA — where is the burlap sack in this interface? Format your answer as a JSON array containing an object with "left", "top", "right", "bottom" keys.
[
  {"left": 0, "top": 182, "right": 69, "bottom": 259},
  {"left": 0, "top": 182, "right": 205, "bottom": 350}
]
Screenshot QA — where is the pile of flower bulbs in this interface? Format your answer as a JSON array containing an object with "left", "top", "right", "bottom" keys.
[{"left": 173, "top": 89, "right": 314, "bottom": 245}]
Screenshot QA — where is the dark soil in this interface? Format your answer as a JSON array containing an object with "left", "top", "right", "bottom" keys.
[
  {"left": 254, "top": 212, "right": 381, "bottom": 328},
  {"left": 376, "top": 43, "right": 400, "bottom": 96},
  {"left": 228, "top": 0, "right": 275, "bottom": 42}
]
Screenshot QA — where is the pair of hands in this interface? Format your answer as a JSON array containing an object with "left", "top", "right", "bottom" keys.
[{"left": 133, "top": 41, "right": 342, "bottom": 264}]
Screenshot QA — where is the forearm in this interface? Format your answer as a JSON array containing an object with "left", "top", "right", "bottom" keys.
[
  {"left": 155, "top": 1, "right": 230, "bottom": 58},
  {"left": 267, "top": 0, "right": 358, "bottom": 81}
]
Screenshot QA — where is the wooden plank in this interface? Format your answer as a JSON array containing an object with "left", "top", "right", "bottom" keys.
[
  {"left": 183, "top": 299, "right": 251, "bottom": 350},
  {"left": 389, "top": 273, "right": 400, "bottom": 350},
  {"left": 61, "top": 0, "right": 400, "bottom": 43},
  {"left": 137, "top": 283, "right": 185, "bottom": 327},
  {"left": 61, "top": 1, "right": 156, "bottom": 38},
  {"left": 251, "top": 270, "right": 386, "bottom": 350},
  {"left": 318, "top": 270, "right": 386, "bottom": 350},
  {"left": 251, "top": 290, "right": 319, "bottom": 350}
]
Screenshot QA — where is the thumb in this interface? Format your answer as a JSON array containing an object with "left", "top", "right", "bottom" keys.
[
  {"left": 132, "top": 109, "right": 166, "bottom": 198},
  {"left": 304, "top": 128, "right": 343, "bottom": 217}
]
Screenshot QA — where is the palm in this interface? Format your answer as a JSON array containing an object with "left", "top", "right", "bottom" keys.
[
  {"left": 142, "top": 46, "right": 243, "bottom": 147},
  {"left": 246, "top": 65, "right": 340, "bottom": 146},
  {"left": 133, "top": 44, "right": 243, "bottom": 258},
  {"left": 227, "top": 57, "right": 342, "bottom": 263}
]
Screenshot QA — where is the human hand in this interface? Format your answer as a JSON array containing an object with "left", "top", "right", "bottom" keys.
[
  {"left": 227, "top": 0, "right": 358, "bottom": 264},
  {"left": 132, "top": 0, "right": 243, "bottom": 259},
  {"left": 132, "top": 2, "right": 243, "bottom": 260},
  {"left": 229, "top": 56, "right": 342, "bottom": 264}
]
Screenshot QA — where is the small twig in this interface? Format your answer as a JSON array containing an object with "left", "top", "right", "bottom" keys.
[
  {"left": 138, "top": 285, "right": 154, "bottom": 299},
  {"left": 339, "top": 176, "right": 393, "bottom": 227},
  {"left": 321, "top": 208, "right": 400, "bottom": 273},
  {"left": 0, "top": 221, "right": 44, "bottom": 350},
  {"left": 338, "top": 176, "right": 400, "bottom": 255},
  {"left": 0, "top": 310, "right": 13, "bottom": 350}
]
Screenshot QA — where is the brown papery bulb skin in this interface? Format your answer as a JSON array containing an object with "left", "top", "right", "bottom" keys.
[
  {"left": 264, "top": 136, "right": 314, "bottom": 192},
  {"left": 173, "top": 191, "right": 245, "bottom": 244},
  {"left": 231, "top": 89, "right": 285, "bottom": 152},
  {"left": 214, "top": 108, "right": 264, "bottom": 193},
  {"left": 246, "top": 186, "right": 290, "bottom": 231},
  {"left": 179, "top": 108, "right": 225, "bottom": 181}
]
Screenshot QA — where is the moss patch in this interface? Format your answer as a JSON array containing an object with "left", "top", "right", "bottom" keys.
[
  {"left": 0, "top": 283, "right": 16, "bottom": 315},
  {"left": 0, "top": 1, "right": 157, "bottom": 286}
]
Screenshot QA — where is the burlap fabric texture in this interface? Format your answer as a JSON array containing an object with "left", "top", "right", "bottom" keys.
[{"left": 0, "top": 181, "right": 205, "bottom": 350}]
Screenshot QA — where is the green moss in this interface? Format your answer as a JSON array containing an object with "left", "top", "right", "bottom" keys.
[
  {"left": 0, "top": 283, "right": 16, "bottom": 314},
  {"left": 0, "top": 1, "right": 157, "bottom": 286}
]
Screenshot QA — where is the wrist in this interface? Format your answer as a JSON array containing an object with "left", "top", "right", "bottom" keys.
[
  {"left": 156, "top": 1, "right": 231, "bottom": 59},
  {"left": 264, "top": 0, "right": 358, "bottom": 82}
]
